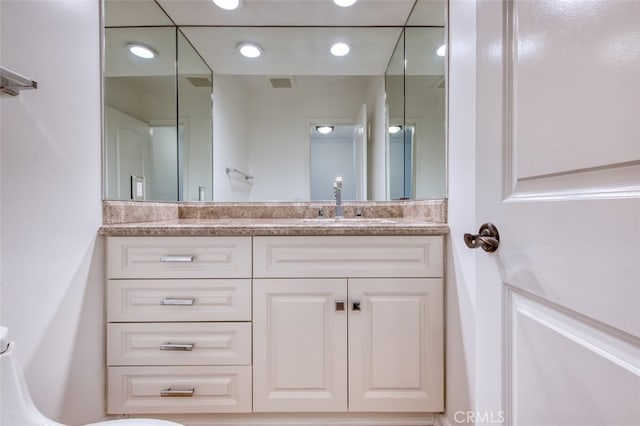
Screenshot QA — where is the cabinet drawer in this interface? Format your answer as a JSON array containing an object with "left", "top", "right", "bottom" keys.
[
  {"left": 107, "top": 279, "right": 251, "bottom": 322},
  {"left": 108, "top": 322, "right": 251, "bottom": 366},
  {"left": 107, "top": 366, "right": 251, "bottom": 414},
  {"left": 107, "top": 236, "right": 251, "bottom": 279},
  {"left": 254, "top": 236, "right": 443, "bottom": 278}
]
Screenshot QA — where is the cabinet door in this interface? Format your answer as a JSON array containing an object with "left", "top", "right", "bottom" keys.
[
  {"left": 253, "top": 279, "right": 348, "bottom": 412},
  {"left": 348, "top": 278, "right": 444, "bottom": 412}
]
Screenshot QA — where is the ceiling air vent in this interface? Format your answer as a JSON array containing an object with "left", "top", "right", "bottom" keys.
[
  {"left": 187, "top": 77, "right": 212, "bottom": 87},
  {"left": 268, "top": 76, "right": 295, "bottom": 89}
]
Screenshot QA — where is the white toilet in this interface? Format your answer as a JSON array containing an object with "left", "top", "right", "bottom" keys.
[{"left": 1, "top": 327, "right": 183, "bottom": 426}]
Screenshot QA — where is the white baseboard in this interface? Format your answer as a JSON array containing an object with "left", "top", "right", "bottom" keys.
[
  {"left": 112, "top": 413, "right": 437, "bottom": 426},
  {"left": 434, "top": 414, "right": 453, "bottom": 426}
]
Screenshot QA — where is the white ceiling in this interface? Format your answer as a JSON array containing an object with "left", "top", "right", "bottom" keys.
[
  {"left": 157, "top": 0, "right": 425, "bottom": 26},
  {"left": 106, "top": 0, "right": 445, "bottom": 26},
  {"left": 180, "top": 26, "right": 403, "bottom": 75},
  {"left": 104, "top": 0, "right": 446, "bottom": 77}
]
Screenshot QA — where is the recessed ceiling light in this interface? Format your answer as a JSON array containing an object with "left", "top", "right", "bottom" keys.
[
  {"left": 330, "top": 42, "right": 351, "bottom": 57},
  {"left": 333, "top": 0, "right": 357, "bottom": 6},
  {"left": 238, "top": 42, "right": 262, "bottom": 58},
  {"left": 128, "top": 43, "right": 156, "bottom": 59},
  {"left": 389, "top": 125, "right": 403, "bottom": 134},
  {"left": 316, "top": 125, "right": 334, "bottom": 134},
  {"left": 436, "top": 44, "right": 446, "bottom": 57},
  {"left": 213, "top": 0, "right": 241, "bottom": 10}
]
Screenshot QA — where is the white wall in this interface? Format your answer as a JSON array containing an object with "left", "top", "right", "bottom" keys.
[
  {"left": 212, "top": 75, "right": 372, "bottom": 201},
  {"left": 104, "top": 77, "right": 146, "bottom": 121},
  {"left": 149, "top": 126, "right": 179, "bottom": 201},
  {"left": 444, "top": 0, "right": 477, "bottom": 423},
  {"left": 389, "top": 131, "right": 409, "bottom": 199},
  {"left": 179, "top": 78, "right": 213, "bottom": 201},
  {"left": 0, "top": 0, "right": 3, "bottom": 327},
  {"left": 310, "top": 137, "right": 355, "bottom": 200},
  {"left": 213, "top": 75, "right": 252, "bottom": 201},
  {"left": 0, "top": 1, "right": 104, "bottom": 424},
  {"left": 366, "top": 76, "right": 387, "bottom": 201},
  {"left": 246, "top": 76, "right": 371, "bottom": 201},
  {"left": 407, "top": 77, "right": 447, "bottom": 199}
]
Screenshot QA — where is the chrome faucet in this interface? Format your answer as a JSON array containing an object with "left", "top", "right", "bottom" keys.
[{"left": 333, "top": 176, "right": 344, "bottom": 219}]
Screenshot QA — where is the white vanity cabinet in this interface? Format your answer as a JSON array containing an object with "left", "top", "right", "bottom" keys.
[
  {"left": 104, "top": 233, "right": 444, "bottom": 417},
  {"left": 105, "top": 236, "right": 252, "bottom": 414},
  {"left": 252, "top": 236, "right": 444, "bottom": 413}
]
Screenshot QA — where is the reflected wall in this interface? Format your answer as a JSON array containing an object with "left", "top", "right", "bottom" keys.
[{"left": 385, "top": 26, "right": 446, "bottom": 200}]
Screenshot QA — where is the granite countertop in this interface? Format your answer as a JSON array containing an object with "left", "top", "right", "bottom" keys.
[{"left": 99, "top": 217, "right": 449, "bottom": 236}]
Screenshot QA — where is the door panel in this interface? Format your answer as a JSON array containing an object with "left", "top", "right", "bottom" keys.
[
  {"left": 507, "top": 0, "right": 640, "bottom": 200},
  {"left": 510, "top": 1, "right": 640, "bottom": 181},
  {"left": 348, "top": 278, "right": 443, "bottom": 412},
  {"left": 508, "top": 291, "right": 640, "bottom": 426},
  {"left": 104, "top": 106, "right": 150, "bottom": 200}
]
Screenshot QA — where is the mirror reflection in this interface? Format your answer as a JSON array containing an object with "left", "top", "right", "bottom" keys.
[
  {"left": 104, "top": 24, "right": 213, "bottom": 201},
  {"left": 103, "top": 0, "right": 446, "bottom": 202},
  {"left": 104, "top": 26, "right": 178, "bottom": 201},
  {"left": 386, "top": 27, "right": 446, "bottom": 200}
]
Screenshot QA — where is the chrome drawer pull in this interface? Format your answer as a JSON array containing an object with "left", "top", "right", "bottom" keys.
[
  {"left": 160, "top": 387, "right": 195, "bottom": 397},
  {"left": 160, "top": 298, "right": 195, "bottom": 306},
  {"left": 160, "top": 343, "right": 194, "bottom": 351},
  {"left": 160, "top": 255, "right": 194, "bottom": 263}
]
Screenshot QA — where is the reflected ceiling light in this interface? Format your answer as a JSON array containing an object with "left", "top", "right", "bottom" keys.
[
  {"left": 316, "top": 125, "right": 334, "bottom": 134},
  {"left": 389, "top": 125, "right": 403, "bottom": 134},
  {"left": 238, "top": 42, "right": 262, "bottom": 58},
  {"left": 128, "top": 43, "right": 156, "bottom": 59},
  {"left": 436, "top": 44, "right": 446, "bottom": 57},
  {"left": 333, "top": 0, "right": 357, "bottom": 6},
  {"left": 330, "top": 42, "right": 351, "bottom": 57},
  {"left": 213, "top": 0, "right": 241, "bottom": 10}
]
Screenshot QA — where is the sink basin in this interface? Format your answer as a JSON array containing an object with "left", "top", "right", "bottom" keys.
[{"left": 297, "top": 218, "right": 398, "bottom": 225}]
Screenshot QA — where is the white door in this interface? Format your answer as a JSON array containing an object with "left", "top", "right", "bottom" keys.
[
  {"left": 459, "top": 1, "right": 640, "bottom": 425},
  {"left": 104, "top": 107, "right": 150, "bottom": 199},
  {"left": 252, "top": 279, "right": 348, "bottom": 412}
]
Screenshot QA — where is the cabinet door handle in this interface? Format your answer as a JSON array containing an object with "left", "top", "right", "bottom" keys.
[
  {"left": 160, "top": 297, "right": 195, "bottom": 306},
  {"left": 352, "top": 300, "right": 361, "bottom": 311},
  {"left": 160, "top": 343, "right": 195, "bottom": 351},
  {"left": 335, "top": 300, "right": 345, "bottom": 311},
  {"left": 160, "top": 388, "right": 195, "bottom": 397},
  {"left": 160, "top": 255, "right": 194, "bottom": 263}
]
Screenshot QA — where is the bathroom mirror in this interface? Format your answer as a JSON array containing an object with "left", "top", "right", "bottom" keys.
[
  {"left": 386, "top": 26, "right": 446, "bottom": 200},
  {"left": 102, "top": 0, "right": 446, "bottom": 202},
  {"left": 104, "top": 26, "right": 179, "bottom": 201}
]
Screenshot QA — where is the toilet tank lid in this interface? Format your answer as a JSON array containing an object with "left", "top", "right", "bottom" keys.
[{"left": 0, "top": 326, "right": 9, "bottom": 353}]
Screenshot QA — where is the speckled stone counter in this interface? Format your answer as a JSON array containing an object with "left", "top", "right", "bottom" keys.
[
  {"left": 100, "top": 200, "right": 449, "bottom": 236},
  {"left": 99, "top": 218, "right": 448, "bottom": 236}
]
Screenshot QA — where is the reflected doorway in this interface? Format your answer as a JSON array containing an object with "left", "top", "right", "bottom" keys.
[
  {"left": 389, "top": 125, "right": 414, "bottom": 200},
  {"left": 309, "top": 104, "right": 367, "bottom": 201},
  {"left": 309, "top": 124, "right": 357, "bottom": 200}
]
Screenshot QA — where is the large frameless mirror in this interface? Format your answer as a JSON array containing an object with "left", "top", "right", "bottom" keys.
[{"left": 102, "top": 0, "right": 446, "bottom": 202}]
